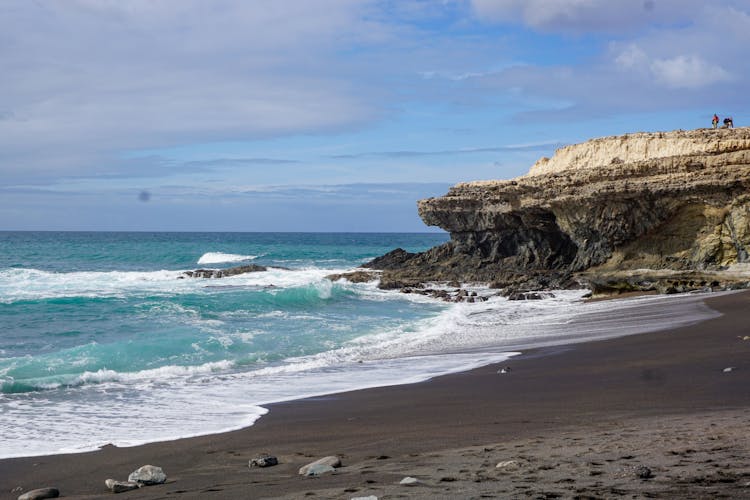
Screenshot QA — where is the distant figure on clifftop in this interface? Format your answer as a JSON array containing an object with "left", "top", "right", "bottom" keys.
[
  {"left": 723, "top": 117, "right": 734, "bottom": 128},
  {"left": 712, "top": 113, "right": 719, "bottom": 129}
]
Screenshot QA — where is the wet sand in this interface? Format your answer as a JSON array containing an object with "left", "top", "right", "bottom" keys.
[{"left": 2, "top": 291, "right": 750, "bottom": 499}]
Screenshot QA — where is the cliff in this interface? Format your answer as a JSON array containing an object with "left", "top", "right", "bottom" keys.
[{"left": 369, "top": 128, "right": 750, "bottom": 295}]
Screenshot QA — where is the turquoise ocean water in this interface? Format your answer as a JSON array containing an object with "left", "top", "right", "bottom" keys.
[{"left": 0, "top": 232, "right": 719, "bottom": 458}]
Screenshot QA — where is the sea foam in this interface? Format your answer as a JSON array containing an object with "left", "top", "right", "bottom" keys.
[
  {"left": 0, "top": 266, "right": 345, "bottom": 304},
  {"left": 197, "top": 252, "right": 258, "bottom": 265}
]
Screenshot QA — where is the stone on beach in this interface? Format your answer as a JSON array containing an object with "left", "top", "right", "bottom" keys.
[
  {"left": 249, "top": 454, "right": 279, "bottom": 468},
  {"left": 399, "top": 476, "right": 420, "bottom": 485},
  {"left": 128, "top": 464, "right": 167, "bottom": 485},
  {"left": 634, "top": 465, "right": 653, "bottom": 479},
  {"left": 17, "top": 488, "right": 59, "bottom": 500},
  {"left": 105, "top": 479, "right": 140, "bottom": 493},
  {"left": 298, "top": 455, "right": 342, "bottom": 475},
  {"left": 351, "top": 496, "right": 378, "bottom": 500},
  {"left": 302, "top": 464, "right": 336, "bottom": 476},
  {"left": 496, "top": 459, "right": 522, "bottom": 471}
]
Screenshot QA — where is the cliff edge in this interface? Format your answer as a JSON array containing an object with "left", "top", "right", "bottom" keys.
[{"left": 369, "top": 128, "right": 750, "bottom": 296}]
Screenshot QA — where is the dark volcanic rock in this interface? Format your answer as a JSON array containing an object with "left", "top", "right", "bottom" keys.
[
  {"left": 363, "top": 248, "right": 416, "bottom": 269},
  {"left": 249, "top": 454, "right": 279, "bottom": 468},
  {"left": 325, "top": 270, "right": 378, "bottom": 283},
  {"left": 507, "top": 291, "right": 546, "bottom": 300},
  {"left": 634, "top": 465, "right": 653, "bottom": 479},
  {"left": 184, "top": 264, "right": 268, "bottom": 278}
]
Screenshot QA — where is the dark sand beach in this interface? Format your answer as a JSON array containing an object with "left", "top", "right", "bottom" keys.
[{"left": 2, "top": 291, "right": 750, "bottom": 499}]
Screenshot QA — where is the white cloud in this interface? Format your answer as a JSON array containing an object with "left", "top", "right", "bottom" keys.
[
  {"left": 650, "top": 55, "right": 732, "bottom": 89},
  {"left": 614, "top": 44, "right": 733, "bottom": 89},
  {"left": 470, "top": 0, "right": 705, "bottom": 33},
  {"left": 472, "top": 0, "right": 597, "bottom": 27},
  {"left": 614, "top": 44, "right": 649, "bottom": 71},
  {"left": 460, "top": 1, "right": 749, "bottom": 118},
  {"left": 0, "top": 0, "right": 384, "bottom": 181}
]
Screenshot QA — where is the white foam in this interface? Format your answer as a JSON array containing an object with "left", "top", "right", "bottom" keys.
[
  {"left": 78, "top": 360, "right": 237, "bottom": 385},
  {"left": 0, "top": 350, "right": 518, "bottom": 459},
  {"left": 1, "top": 360, "right": 238, "bottom": 393},
  {"left": 0, "top": 266, "right": 349, "bottom": 303},
  {"left": 0, "top": 268, "right": 193, "bottom": 303},
  {"left": 197, "top": 252, "right": 258, "bottom": 265},
  {"left": 0, "top": 388, "right": 269, "bottom": 458},
  {"left": 245, "top": 267, "right": 343, "bottom": 288}
]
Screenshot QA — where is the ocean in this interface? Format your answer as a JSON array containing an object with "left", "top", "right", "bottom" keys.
[{"left": 0, "top": 232, "right": 721, "bottom": 458}]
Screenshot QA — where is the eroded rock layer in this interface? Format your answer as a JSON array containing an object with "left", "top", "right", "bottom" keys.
[{"left": 371, "top": 128, "right": 750, "bottom": 294}]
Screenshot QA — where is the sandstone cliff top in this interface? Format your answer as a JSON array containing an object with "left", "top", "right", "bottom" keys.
[
  {"left": 421, "top": 125, "right": 750, "bottom": 231},
  {"left": 527, "top": 127, "right": 750, "bottom": 177}
]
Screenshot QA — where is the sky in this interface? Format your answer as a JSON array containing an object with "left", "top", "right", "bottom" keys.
[{"left": 2, "top": 0, "right": 749, "bottom": 232}]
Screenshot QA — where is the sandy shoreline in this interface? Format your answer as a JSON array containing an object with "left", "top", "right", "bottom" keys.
[{"left": 2, "top": 290, "right": 750, "bottom": 499}]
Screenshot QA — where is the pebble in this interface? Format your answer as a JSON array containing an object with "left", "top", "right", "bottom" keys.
[
  {"left": 105, "top": 479, "right": 140, "bottom": 493},
  {"left": 17, "top": 488, "right": 59, "bottom": 500},
  {"left": 634, "top": 465, "right": 653, "bottom": 479},
  {"left": 399, "top": 476, "right": 420, "bottom": 485},
  {"left": 298, "top": 455, "right": 342, "bottom": 475},
  {"left": 495, "top": 460, "right": 521, "bottom": 470},
  {"left": 723, "top": 367, "right": 735, "bottom": 373},
  {"left": 351, "top": 496, "right": 378, "bottom": 500},
  {"left": 128, "top": 464, "right": 167, "bottom": 485},
  {"left": 249, "top": 454, "right": 279, "bottom": 468},
  {"left": 303, "top": 463, "right": 336, "bottom": 476}
]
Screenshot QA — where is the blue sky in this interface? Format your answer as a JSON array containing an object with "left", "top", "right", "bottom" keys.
[{"left": 2, "top": 0, "right": 749, "bottom": 231}]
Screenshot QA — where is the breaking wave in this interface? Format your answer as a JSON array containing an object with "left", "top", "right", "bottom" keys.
[{"left": 197, "top": 252, "right": 258, "bottom": 265}]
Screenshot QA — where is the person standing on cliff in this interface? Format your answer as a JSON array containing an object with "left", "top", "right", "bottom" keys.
[
  {"left": 723, "top": 117, "right": 734, "bottom": 128},
  {"left": 713, "top": 113, "right": 719, "bottom": 129}
]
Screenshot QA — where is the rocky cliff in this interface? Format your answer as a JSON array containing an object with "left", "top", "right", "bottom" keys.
[{"left": 369, "top": 128, "right": 750, "bottom": 295}]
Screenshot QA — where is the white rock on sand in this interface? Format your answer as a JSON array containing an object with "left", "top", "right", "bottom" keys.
[
  {"left": 399, "top": 476, "right": 420, "bottom": 485},
  {"left": 298, "top": 456, "right": 342, "bottom": 475},
  {"left": 105, "top": 479, "right": 140, "bottom": 493},
  {"left": 17, "top": 488, "right": 59, "bottom": 500},
  {"left": 128, "top": 465, "right": 167, "bottom": 485}
]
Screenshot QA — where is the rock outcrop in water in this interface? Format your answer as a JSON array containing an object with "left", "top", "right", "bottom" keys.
[
  {"left": 367, "top": 128, "right": 750, "bottom": 295},
  {"left": 183, "top": 264, "right": 277, "bottom": 278}
]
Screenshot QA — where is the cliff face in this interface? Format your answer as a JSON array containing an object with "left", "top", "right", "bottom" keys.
[
  {"left": 372, "top": 128, "right": 750, "bottom": 294},
  {"left": 526, "top": 129, "right": 750, "bottom": 177}
]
